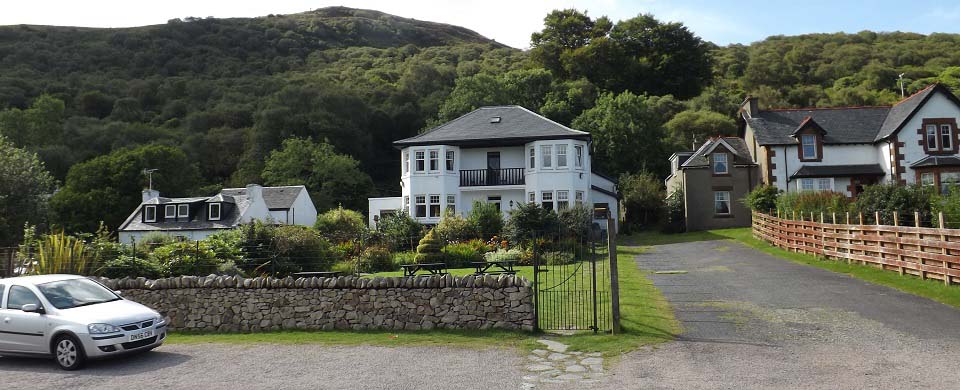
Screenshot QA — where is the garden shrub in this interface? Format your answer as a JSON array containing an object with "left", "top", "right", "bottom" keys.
[
  {"left": 414, "top": 229, "right": 443, "bottom": 264},
  {"left": 376, "top": 211, "right": 422, "bottom": 251},
  {"left": 331, "top": 260, "right": 356, "bottom": 274},
  {"left": 776, "top": 191, "right": 851, "bottom": 217},
  {"left": 619, "top": 171, "right": 663, "bottom": 231},
  {"left": 932, "top": 190, "right": 960, "bottom": 227},
  {"left": 854, "top": 184, "right": 933, "bottom": 225},
  {"left": 151, "top": 241, "right": 219, "bottom": 276},
  {"left": 441, "top": 242, "right": 484, "bottom": 268},
  {"left": 360, "top": 246, "right": 396, "bottom": 273},
  {"left": 743, "top": 185, "right": 780, "bottom": 212},
  {"left": 433, "top": 210, "right": 479, "bottom": 243},
  {"left": 99, "top": 255, "right": 167, "bottom": 279},
  {"left": 558, "top": 204, "right": 593, "bottom": 239},
  {"left": 271, "top": 225, "right": 335, "bottom": 274},
  {"left": 544, "top": 251, "right": 577, "bottom": 265},
  {"left": 468, "top": 201, "right": 503, "bottom": 240},
  {"left": 314, "top": 206, "right": 367, "bottom": 242},
  {"left": 484, "top": 248, "right": 525, "bottom": 263},
  {"left": 505, "top": 202, "right": 559, "bottom": 244},
  {"left": 205, "top": 230, "right": 244, "bottom": 264},
  {"left": 393, "top": 251, "right": 417, "bottom": 266},
  {"left": 138, "top": 231, "right": 174, "bottom": 252},
  {"left": 661, "top": 188, "right": 685, "bottom": 234}
]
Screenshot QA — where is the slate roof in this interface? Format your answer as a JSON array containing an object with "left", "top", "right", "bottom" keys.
[
  {"left": 789, "top": 164, "right": 886, "bottom": 179},
  {"left": 221, "top": 186, "right": 304, "bottom": 210},
  {"left": 680, "top": 137, "right": 755, "bottom": 168},
  {"left": 910, "top": 155, "right": 960, "bottom": 168},
  {"left": 394, "top": 106, "right": 590, "bottom": 147},
  {"left": 746, "top": 84, "right": 960, "bottom": 145}
]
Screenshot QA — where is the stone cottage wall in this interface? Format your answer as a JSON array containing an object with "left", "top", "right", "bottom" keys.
[{"left": 97, "top": 274, "right": 534, "bottom": 332}]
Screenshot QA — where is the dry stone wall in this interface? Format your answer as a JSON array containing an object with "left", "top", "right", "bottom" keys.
[{"left": 98, "top": 274, "right": 534, "bottom": 332}]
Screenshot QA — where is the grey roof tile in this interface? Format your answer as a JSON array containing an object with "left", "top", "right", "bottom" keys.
[
  {"left": 750, "top": 107, "right": 890, "bottom": 145},
  {"left": 394, "top": 106, "right": 589, "bottom": 146},
  {"left": 680, "top": 137, "right": 755, "bottom": 168},
  {"left": 789, "top": 164, "right": 886, "bottom": 179},
  {"left": 909, "top": 155, "right": 960, "bottom": 168},
  {"left": 221, "top": 186, "right": 304, "bottom": 210}
]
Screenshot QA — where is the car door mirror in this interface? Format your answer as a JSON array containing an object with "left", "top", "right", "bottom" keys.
[
  {"left": 113, "top": 290, "right": 122, "bottom": 296},
  {"left": 21, "top": 304, "right": 43, "bottom": 314}
]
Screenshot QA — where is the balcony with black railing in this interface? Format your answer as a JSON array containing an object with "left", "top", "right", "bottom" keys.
[{"left": 460, "top": 168, "right": 525, "bottom": 187}]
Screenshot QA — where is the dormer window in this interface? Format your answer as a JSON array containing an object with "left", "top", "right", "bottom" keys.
[
  {"left": 178, "top": 204, "right": 189, "bottom": 218},
  {"left": 712, "top": 153, "right": 728, "bottom": 175},
  {"left": 144, "top": 205, "right": 157, "bottom": 222},
  {"left": 208, "top": 203, "right": 221, "bottom": 221},
  {"left": 165, "top": 205, "right": 177, "bottom": 219},
  {"left": 801, "top": 134, "right": 818, "bottom": 160}
]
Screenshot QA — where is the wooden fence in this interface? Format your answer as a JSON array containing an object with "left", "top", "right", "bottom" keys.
[{"left": 752, "top": 211, "right": 960, "bottom": 285}]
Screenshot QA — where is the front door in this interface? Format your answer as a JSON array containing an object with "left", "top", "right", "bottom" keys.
[
  {"left": 0, "top": 285, "right": 47, "bottom": 353},
  {"left": 487, "top": 152, "right": 500, "bottom": 185}
]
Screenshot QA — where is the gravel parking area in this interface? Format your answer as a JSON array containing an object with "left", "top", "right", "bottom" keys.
[
  {"left": 0, "top": 344, "right": 523, "bottom": 390},
  {"left": 597, "top": 240, "right": 960, "bottom": 389}
]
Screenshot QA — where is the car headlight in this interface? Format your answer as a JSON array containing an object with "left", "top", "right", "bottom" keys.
[
  {"left": 88, "top": 323, "right": 121, "bottom": 334},
  {"left": 155, "top": 316, "right": 166, "bottom": 326}
]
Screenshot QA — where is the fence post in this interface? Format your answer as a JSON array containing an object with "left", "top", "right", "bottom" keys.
[
  {"left": 915, "top": 211, "right": 921, "bottom": 228},
  {"left": 846, "top": 212, "right": 850, "bottom": 225},
  {"left": 875, "top": 212, "right": 881, "bottom": 226},
  {"left": 607, "top": 214, "right": 621, "bottom": 334},
  {"left": 832, "top": 213, "right": 837, "bottom": 225},
  {"left": 532, "top": 235, "right": 540, "bottom": 332},
  {"left": 858, "top": 213, "right": 863, "bottom": 225},
  {"left": 940, "top": 212, "right": 950, "bottom": 286},
  {"left": 894, "top": 212, "right": 904, "bottom": 276}
]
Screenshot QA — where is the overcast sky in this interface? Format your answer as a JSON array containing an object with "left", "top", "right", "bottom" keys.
[{"left": 3, "top": 0, "right": 960, "bottom": 48}]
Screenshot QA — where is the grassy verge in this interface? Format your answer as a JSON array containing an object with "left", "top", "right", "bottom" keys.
[
  {"left": 168, "top": 245, "right": 680, "bottom": 358},
  {"left": 629, "top": 227, "right": 960, "bottom": 309}
]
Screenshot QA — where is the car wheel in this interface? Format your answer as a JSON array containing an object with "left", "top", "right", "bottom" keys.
[{"left": 53, "top": 335, "right": 85, "bottom": 370}]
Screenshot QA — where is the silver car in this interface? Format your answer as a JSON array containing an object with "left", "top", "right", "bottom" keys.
[{"left": 0, "top": 274, "right": 166, "bottom": 370}]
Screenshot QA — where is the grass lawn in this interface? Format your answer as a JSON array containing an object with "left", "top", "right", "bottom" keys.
[
  {"left": 168, "top": 244, "right": 680, "bottom": 359},
  {"left": 630, "top": 227, "right": 960, "bottom": 309}
]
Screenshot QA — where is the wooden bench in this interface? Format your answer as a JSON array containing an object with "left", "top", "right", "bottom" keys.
[
  {"left": 400, "top": 263, "right": 449, "bottom": 277},
  {"left": 292, "top": 271, "right": 342, "bottom": 278},
  {"left": 471, "top": 260, "right": 517, "bottom": 276}
]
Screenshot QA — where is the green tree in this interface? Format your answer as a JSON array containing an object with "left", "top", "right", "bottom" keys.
[
  {"left": 50, "top": 144, "right": 200, "bottom": 233},
  {"left": 314, "top": 206, "right": 367, "bottom": 242},
  {"left": 467, "top": 201, "right": 504, "bottom": 240},
  {"left": 572, "top": 92, "right": 667, "bottom": 176},
  {"left": 664, "top": 110, "right": 737, "bottom": 150},
  {"left": 619, "top": 171, "right": 664, "bottom": 230},
  {"left": 504, "top": 202, "right": 559, "bottom": 244},
  {"left": 0, "top": 136, "right": 57, "bottom": 245},
  {"left": 0, "top": 94, "right": 65, "bottom": 147},
  {"left": 261, "top": 138, "right": 375, "bottom": 212}
]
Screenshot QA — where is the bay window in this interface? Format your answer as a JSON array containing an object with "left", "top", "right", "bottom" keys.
[
  {"left": 541, "top": 191, "right": 554, "bottom": 211},
  {"left": 528, "top": 148, "right": 536, "bottom": 169},
  {"left": 574, "top": 145, "right": 583, "bottom": 168},
  {"left": 541, "top": 145, "right": 552, "bottom": 168},
  {"left": 429, "top": 150, "right": 439, "bottom": 171},
  {"left": 415, "top": 151, "right": 425, "bottom": 172},
  {"left": 557, "top": 144, "right": 567, "bottom": 167},
  {"left": 556, "top": 190, "right": 569, "bottom": 210},
  {"left": 415, "top": 195, "right": 426, "bottom": 217},
  {"left": 445, "top": 150, "right": 455, "bottom": 171},
  {"left": 429, "top": 195, "right": 441, "bottom": 218}
]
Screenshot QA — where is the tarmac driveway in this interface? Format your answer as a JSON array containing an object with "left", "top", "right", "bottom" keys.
[{"left": 601, "top": 240, "right": 960, "bottom": 389}]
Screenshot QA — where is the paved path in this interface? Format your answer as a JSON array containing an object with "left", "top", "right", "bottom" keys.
[{"left": 601, "top": 240, "right": 960, "bottom": 389}]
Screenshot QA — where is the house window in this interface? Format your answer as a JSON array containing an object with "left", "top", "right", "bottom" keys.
[
  {"left": 429, "top": 195, "right": 441, "bottom": 218},
  {"left": 429, "top": 150, "right": 439, "bottom": 171},
  {"left": 817, "top": 178, "right": 832, "bottom": 191},
  {"left": 415, "top": 195, "right": 427, "bottom": 217},
  {"left": 593, "top": 203, "right": 609, "bottom": 219},
  {"left": 556, "top": 190, "right": 569, "bottom": 210},
  {"left": 942, "top": 125, "right": 953, "bottom": 150},
  {"left": 488, "top": 196, "right": 502, "bottom": 212},
  {"left": 208, "top": 203, "right": 221, "bottom": 221},
  {"left": 541, "top": 191, "right": 554, "bottom": 211},
  {"left": 574, "top": 145, "right": 583, "bottom": 168},
  {"left": 927, "top": 125, "right": 938, "bottom": 150},
  {"left": 403, "top": 196, "right": 410, "bottom": 212},
  {"left": 714, "top": 191, "right": 731, "bottom": 215},
  {"left": 144, "top": 205, "right": 157, "bottom": 222},
  {"left": 575, "top": 191, "right": 584, "bottom": 206},
  {"left": 799, "top": 178, "right": 833, "bottom": 192},
  {"left": 921, "top": 172, "right": 935, "bottom": 186},
  {"left": 801, "top": 134, "right": 817, "bottom": 159},
  {"left": 178, "top": 204, "right": 189, "bottom": 218},
  {"left": 528, "top": 192, "right": 536, "bottom": 203},
  {"left": 445, "top": 151, "right": 455, "bottom": 171},
  {"left": 541, "top": 145, "right": 552, "bottom": 168},
  {"left": 415, "top": 151, "right": 425, "bottom": 172},
  {"left": 402, "top": 151, "right": 409, "bottom": 174},
  {"left": 528, "top": 148, "right": 536, "bottom": 169},
  {"left": 942, "top": 172, "right": 960, "bottom": 194},
  {"left": 557, "top": 145, "right": 568, "bottom": 167},
  {"left": 446, "top": 195, "right": 456, "bottom": 213},
  {"left": 712, "top": 153, "right": 728, "bottom": 175},
  {"left": 165, "top": 204, "right": 177, "bottom": 219}
]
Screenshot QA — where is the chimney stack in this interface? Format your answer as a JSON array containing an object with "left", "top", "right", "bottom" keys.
[
  {"left": 742, "top": 96, "right": 759, "bottom": 118},
  {"left": 246, "top": 184, "right": 263, "bottom": 201},
  {"left": 142, "top": 189, "right": 160, "bottom": 202}
]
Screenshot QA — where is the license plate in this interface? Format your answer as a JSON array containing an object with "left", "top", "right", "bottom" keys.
[{"left": 129, "top": 329, "right": 154, "bottom": 342}]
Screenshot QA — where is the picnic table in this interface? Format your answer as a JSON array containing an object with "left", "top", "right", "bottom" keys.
[
  {"left": 400, "top": 263, "right": 449, "bottom": 277},
  {"left": 471, "top": 260, "right": 517, "bottom": 276},
  {"left": 292, "top": 271, "right": 342, "bottom": 278}
]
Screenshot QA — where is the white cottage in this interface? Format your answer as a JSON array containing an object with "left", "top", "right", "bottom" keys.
[
  {"left": 368, "top": 106, "right": 619, "bottom": 232},
  {"left": 118, "top": 184, "right": 317, "bottom": 243}
]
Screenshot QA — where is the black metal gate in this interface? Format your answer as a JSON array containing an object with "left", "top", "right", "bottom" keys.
[{"left": 533, "top": 220, "right": 613, "bottom": 332}]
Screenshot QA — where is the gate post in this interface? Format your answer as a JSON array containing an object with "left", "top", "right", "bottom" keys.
[
  {"left": 607, "top": 214, "right": 621, "bottom": 334},
  {"left": 532, "top": 235, "right": 540, "bottom": 332}
]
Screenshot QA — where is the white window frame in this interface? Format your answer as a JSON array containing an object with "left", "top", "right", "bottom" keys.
[
  {"left": 528, "top": 148, "right": 536, "bottom": 169},
  {"left": 816, "top": 178, "right": 832, "bottom": 191},
  {"left": 415, "top": 151, "right": 425, "bottom": 172},
  {"left": 446, "top": 194, "right": 456, "bottom": 213},
  {"left": 575, "top": 191, "right": 584, "bottom": 206},
  {"left": 144, "top": 205, "right": 157, "bottom": 222},
  {"left": 428, "top": 150, "right": 439, "bottom": 172},
  {"left": 414, "top": 195, "right": 426, "bottom": 218},
  {"left": 541, "top": 145, "right": 552, "bottom": 168},
  {"left": 941, "top": 124, "right": 953, "bottom": 150},
  {"left": 528, "top": 192, "right": 536, "bottom": 203},
  {"left": 574, "top": 145, "right": 583, "bottom": 168},
  {"left": 798, "top": 178, "right": 834, "bottom": 192},
  {"left": 927, "top": 125, "right": 938, "bottom": 150},
  {"left": 177, "top": 204, "right": 189, "bottom": 218},
  {"left": 712, "top": 153, "right": 728, "bottom": 174},
  {"left": 941, "top": 172, "right": 960, "bottom": 194},
  {"left": 402, "top": 151, "right": 409, "bottom": 174},
  {"left": 541, "top": 191, "right": 554, "bottom": 210},
  {"left": 429, "top": 194, "right": 441, "bottom": 218},
  {"left": 208, "top": 203, "right": 221, "bottom": 221},
  {"left": 556, "top": 190, "right": 569, "bottom": 210},
  {"left": 403, "top": 196, "right": 410, "bottom": 212},
  {"left": 920, "top": 172, "right": 935, "bottom": 187},
  {"left": 165, "top": 204, "right": 177, "bottom": 218},
  {"left": 556, "top": 144, "right": 568, "bottom": 168},
  {"left": 801, "top": 134, "right": 817, "bottom": 159},
  {"left": 714, "top": 191, "right": 731, "bottom": 215},
  {"left": 445, "top": 150, "right": 455, "bottom": 172}
]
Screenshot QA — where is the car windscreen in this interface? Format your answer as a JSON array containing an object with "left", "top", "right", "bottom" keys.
[{"left": 37, "top": 278, "right": 120, "bottom": 310}]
